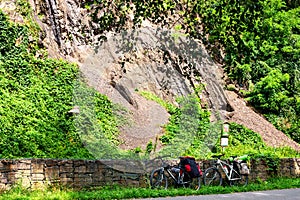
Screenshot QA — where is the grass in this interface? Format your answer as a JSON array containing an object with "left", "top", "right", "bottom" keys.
[{"left": 0, "top": 177, "right": 299, "bottom": 200}]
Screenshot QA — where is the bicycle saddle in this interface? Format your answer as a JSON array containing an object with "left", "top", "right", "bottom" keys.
[{"left": 211, "top": 154, "right": 224, "bottom": 159}]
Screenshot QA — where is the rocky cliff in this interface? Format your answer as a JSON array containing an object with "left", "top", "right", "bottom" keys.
[
  {"left": 1, "top": 0, "right": 299, "bottom": 151},
  {"left": 28, "top": 0, "right": 232, "bottom": 150}
]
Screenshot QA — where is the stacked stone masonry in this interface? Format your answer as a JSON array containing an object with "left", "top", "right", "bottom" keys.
[{"left": 0, "top": 158, "right": 299, "bottom": 190}]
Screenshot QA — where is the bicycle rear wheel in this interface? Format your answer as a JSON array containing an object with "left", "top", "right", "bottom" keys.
[
  {"left": 150, "top": 167, "right": 168, "bottom": 189},
  {"left": 229, "top": 171, "right": 248, "bottom": 186},
  {"left": 203, "top": 167, "right": 222, "bottom": 186}
]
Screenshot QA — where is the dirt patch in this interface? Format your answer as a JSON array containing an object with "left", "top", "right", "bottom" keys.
[{"left": 117, "top": 93, "right": 170, "bottom": 151}]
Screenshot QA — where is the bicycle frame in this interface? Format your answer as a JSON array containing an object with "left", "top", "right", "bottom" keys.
[
  {"left": 155, "top": 165, "right": 191, "bottom": 186},
  {"left": 162, "top": 166, "right": 186, "bottom": 185},
  {"left": 203, "top": 155, "right": 249, "bottom": 187},
  {"left": 215, "top": 159, "right": 241, "bottom": 181}
]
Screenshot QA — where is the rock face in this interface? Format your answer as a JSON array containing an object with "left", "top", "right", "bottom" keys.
[
  {"left": 27, "top": 0, "right": 231, "bottom": 115},
  {"left": 2, "top": 0, "right": 299, "bottom": 151},
  {"left": 29, "top": 0, "right": 96, "bottom": 61},
  {"left": 24, "top": 0, "right": 232, "bottom": 150},
  {"left": 80, "top": 26, "right": 232, "bottom": 149}
]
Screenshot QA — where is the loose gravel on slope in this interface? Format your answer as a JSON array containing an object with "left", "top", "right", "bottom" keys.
[{"left": 226, "top": 90, "right": 300, "bottom": 151}]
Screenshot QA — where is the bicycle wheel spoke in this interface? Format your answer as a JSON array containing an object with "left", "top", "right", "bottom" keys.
[
  {"left": 181, "top": 172, "right": 201, "bottom": 191},
  {"left": 238, "top": 174, "right": 248, "bottom": 186}
]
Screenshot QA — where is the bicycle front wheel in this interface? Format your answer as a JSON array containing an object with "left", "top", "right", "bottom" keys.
[
  {"left": 150, "top": 167, "right": 168, "bottom": 189},
  {"left": 203, "top": 167, "right": 222, "bottom": 186},
  {"left": 229, "top": 171, "right": 248, "bottom": 187}
]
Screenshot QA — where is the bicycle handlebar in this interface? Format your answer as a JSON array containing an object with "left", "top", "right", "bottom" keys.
[
  {"left": 211, "top": 154, "right": 225, "bottom": 159},
  {"left": 151, "top": 154, "right": 174, "bottom": 161}
]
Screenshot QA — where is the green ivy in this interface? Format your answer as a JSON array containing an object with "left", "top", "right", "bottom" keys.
[
  {"left": 86, "top": 0, "right": 177, "bottom": 34},
  {"left": 0, "top": 11, "right": 122, "bottom": 159}
]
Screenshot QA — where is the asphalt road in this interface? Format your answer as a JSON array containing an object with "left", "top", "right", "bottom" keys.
[{"left": 135, "top": 188, "right": 300, "bottom": 200}]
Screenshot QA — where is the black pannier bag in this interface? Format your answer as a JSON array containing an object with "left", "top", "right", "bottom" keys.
[{"left": 179, "top": 156, "right": 202, "bottom": 178}]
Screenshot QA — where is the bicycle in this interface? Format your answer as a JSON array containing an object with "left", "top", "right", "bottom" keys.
[
  {"left": 149, "top": 156, "right": 201, "bottom": 190},
  {"left": 203, "top": 154, "right": 249, "bottom": 187}
]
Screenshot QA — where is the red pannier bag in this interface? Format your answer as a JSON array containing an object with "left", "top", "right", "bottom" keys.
[{"left": 179, "top": 156, "right": 202, "bottom": 178}]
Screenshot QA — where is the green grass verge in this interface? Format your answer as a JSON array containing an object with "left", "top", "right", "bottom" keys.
[{"left": 1, "top": 177, "right": 299, "bottom": 200}]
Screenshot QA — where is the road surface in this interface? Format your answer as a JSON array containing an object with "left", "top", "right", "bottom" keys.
[{"left": 136, "top": 188, "right": 300, "bottom": 200}]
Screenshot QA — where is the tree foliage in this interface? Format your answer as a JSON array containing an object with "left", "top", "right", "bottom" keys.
[{"left": 184, "top": 0, "right": 300, "bottom": 143}]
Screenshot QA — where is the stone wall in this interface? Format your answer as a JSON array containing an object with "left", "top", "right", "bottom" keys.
[{"left": 0, "top": 158, "right": 299, "bottom": 190}]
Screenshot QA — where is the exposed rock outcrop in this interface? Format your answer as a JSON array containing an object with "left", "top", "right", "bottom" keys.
[
  {"left": 80, "top": 26, "right": 234, "bottom": 149},
  {"left": 24, "top": 0, "right": 232, "bottom": 150},
  {"left": 27, "top": 0, "right": 231, "bottom": 118}
]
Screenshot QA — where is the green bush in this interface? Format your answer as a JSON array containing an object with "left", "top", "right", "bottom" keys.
[
  {"left": 139, "top": 91, "right": 211, "bottom": 158},
  {"left": 221, "top": 123, "right": 300, "bottom": 160},
  {"left": 246, "top": 69, "right": 291, "bottom": 114}
]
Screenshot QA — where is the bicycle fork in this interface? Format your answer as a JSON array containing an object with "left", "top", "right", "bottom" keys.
[
  {"left": 177, "top": 172, "right": 184, "bottom": 184},
  {"left": 159, "top": 167, "right": 165, "bottom": 183}
]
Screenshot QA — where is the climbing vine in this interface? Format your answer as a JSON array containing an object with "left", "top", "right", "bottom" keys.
[{"left": 0, "top": 11, "right": 121, "bottom": 159}]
